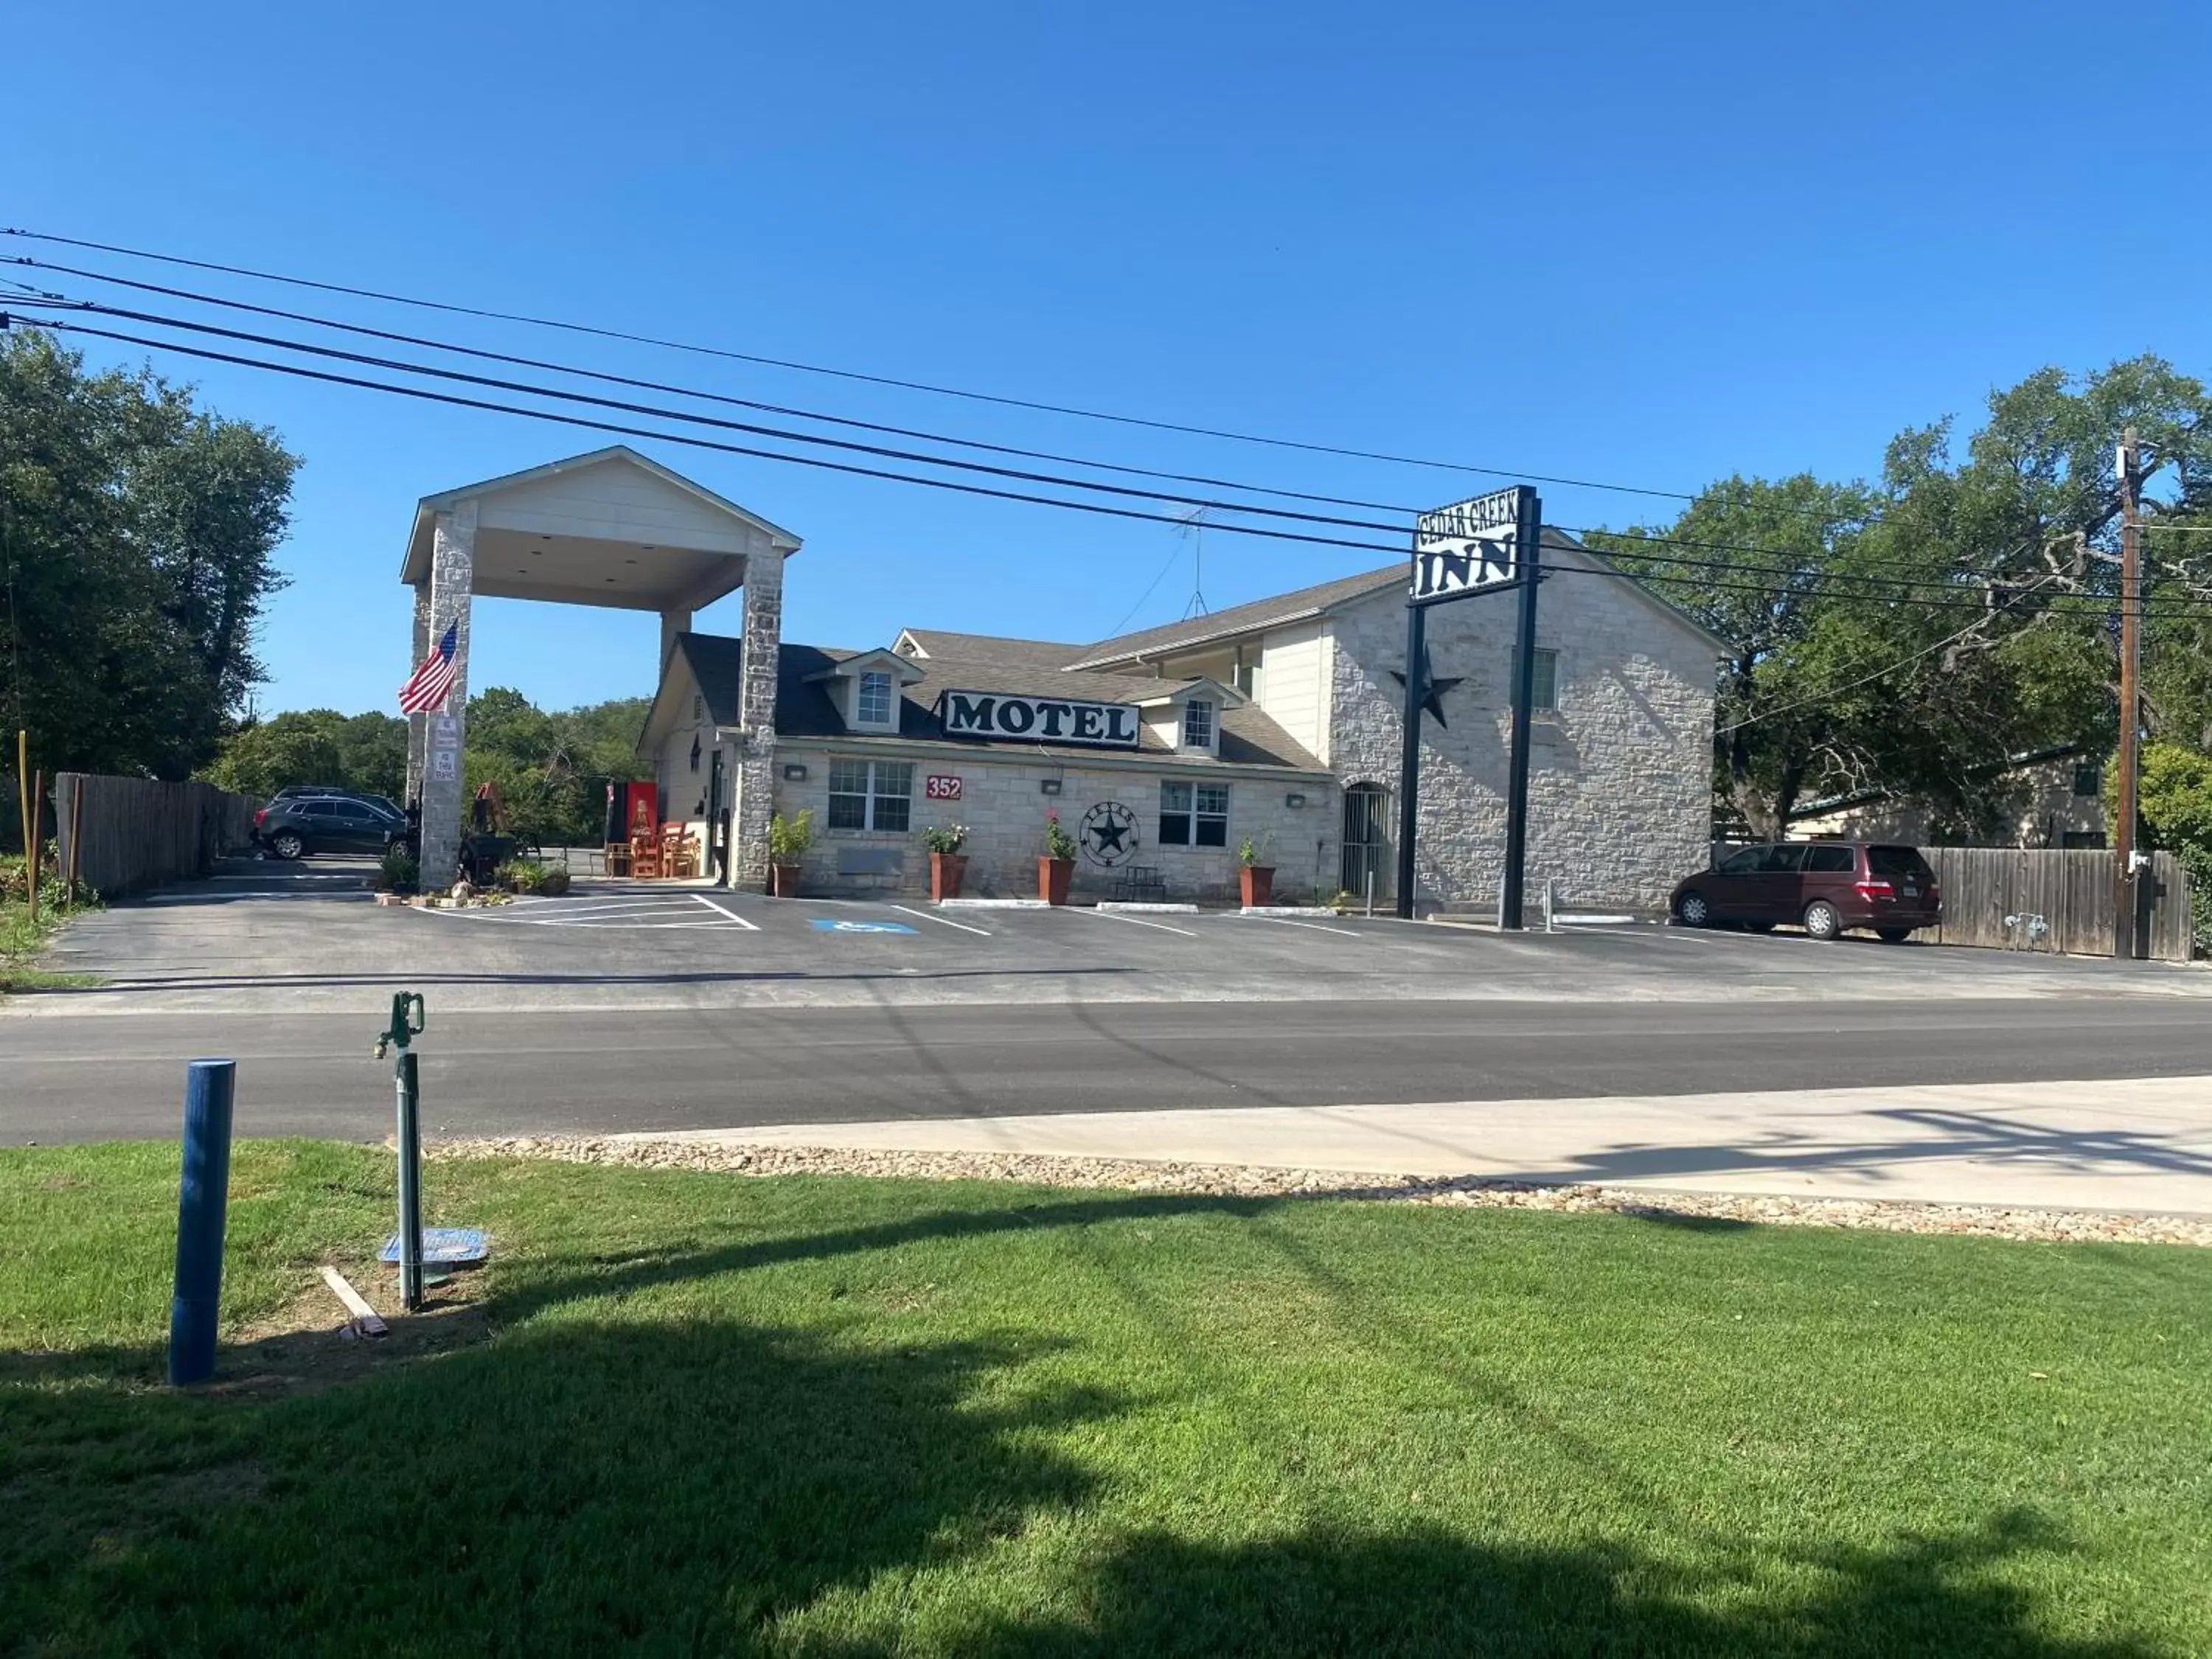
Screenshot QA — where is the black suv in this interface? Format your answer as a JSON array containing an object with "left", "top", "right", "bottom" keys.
[{"left": 254, "top": 795, "right": 409, "bottom": 860}]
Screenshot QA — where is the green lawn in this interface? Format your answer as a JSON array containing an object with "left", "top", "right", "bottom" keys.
[{"left": 3, "top": 1142, "right": 2208, "bottom": 1658}]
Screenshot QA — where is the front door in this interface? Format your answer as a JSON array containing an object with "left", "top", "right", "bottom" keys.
[
  {"left": 706, "top": 748, "right": 728, "bottom": 880},
  {"left": 1340, "top": 784, "right": 1390, "bottom": 903}
]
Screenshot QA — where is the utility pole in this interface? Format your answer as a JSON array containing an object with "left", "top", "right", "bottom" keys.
[{"left": 2114, "top": 426, "right": 2143, "bottom": 960}]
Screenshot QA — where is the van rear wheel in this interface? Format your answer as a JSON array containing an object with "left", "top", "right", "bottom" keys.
[
  {"left": 1802, "top": 899, "right": 1843, "bottom": 942},
  {"left": 1877, "top": 927, "right": 1913, "bottom": 944}
]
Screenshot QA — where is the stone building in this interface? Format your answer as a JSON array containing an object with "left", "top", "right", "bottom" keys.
[{"left": 641, "top": 525, "right": 1726, "bottom": 913}]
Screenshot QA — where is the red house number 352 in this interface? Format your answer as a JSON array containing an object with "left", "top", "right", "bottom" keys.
[{"left": 926, "top": 775, "right": 963, "bottom": 801}]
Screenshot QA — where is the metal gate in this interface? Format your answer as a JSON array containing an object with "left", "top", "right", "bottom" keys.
[{"left": 1340, "top": 782, "right": 1391, "bottom": 902}]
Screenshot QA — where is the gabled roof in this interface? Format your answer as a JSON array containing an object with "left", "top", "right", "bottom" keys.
[
  {"left": 771, "top": 634, "right": 1324, "bottom": 770},
  {"left": 414, "top": 445, "right": 801, "bottom": 549},
  {"left": 637, "top": 631, "right": 748, "bottom": 755},
  {"left": 1068, "top": 566, "right": 1402, "bottom": 669},
  {"left": 1068, "top": 529, "right": 1733, "bottom": 667}
]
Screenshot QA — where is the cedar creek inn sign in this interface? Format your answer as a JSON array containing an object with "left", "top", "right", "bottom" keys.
[{"left": 939, "top": 690, "right": 1143, "bottom": 748}]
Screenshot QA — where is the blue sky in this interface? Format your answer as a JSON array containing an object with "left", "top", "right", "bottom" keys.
[{"left": 12, "top": 1, "right": 2208, "bottom": 716}]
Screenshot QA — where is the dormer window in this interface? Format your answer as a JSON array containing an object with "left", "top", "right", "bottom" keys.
[
  {"left": 856, "top": 671, "right": 894, "bottom": 727},
  {"left": 1181, "top": 698, "right": 1215, "bottom": 750}
]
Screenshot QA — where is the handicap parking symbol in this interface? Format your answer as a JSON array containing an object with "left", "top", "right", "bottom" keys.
[{"left": 810, "top": 919, "right": 918, "bottom": 935}]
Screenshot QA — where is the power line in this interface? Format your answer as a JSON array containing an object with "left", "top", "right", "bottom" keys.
[
  {"left": 10, "top": 291, "right": 2098, "bottom": 597},
  {"left": 20, "top": 311, "right": 2212, "bottom": 622},
  {"left": 23, "top": 315, "right": 1433, "bottom": 560},
  {"left": 0, "top": 226, "right": 1833, "bottom": 516},
  {"left": 4, "top": 254, "right": 1419, "bottom": 518},
  {"left": 1714, "top": 571, "right": 2071, "bottom": 735}
]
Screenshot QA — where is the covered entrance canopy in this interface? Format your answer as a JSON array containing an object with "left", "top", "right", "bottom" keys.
[{"left": 399, "top": 445, "right": 799, "bottom": 887}]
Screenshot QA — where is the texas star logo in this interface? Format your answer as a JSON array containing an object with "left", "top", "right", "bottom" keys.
[{"left": 1079, "top": 801, "right": 1140, "bottom": 868}]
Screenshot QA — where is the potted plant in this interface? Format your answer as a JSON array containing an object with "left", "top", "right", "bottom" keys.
[
  {"left": 1039, "top": 810, "right": 1077, "bottom": 905},
  {"left": 1238, "top": 834, "right": 1276, "bottom": 908},
  {"left": 920, "top": 823, "right": 970, "bottom": 902},
  {"left": 768, "top": 809, "right": 814, "bottom": 897}
]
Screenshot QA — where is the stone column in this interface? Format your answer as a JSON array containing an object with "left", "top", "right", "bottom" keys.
[
  {"left": 416, "top": 503, "right": 476, "bottom": 887},
  {"left": 659, "top": 607, "right": 692, "bottom": 672},
  {"left": 404, "top": 582, "right": 430, "bottom": 805},
  {"left": 728, "top": 549, "right": 783, "bottom": 889}
]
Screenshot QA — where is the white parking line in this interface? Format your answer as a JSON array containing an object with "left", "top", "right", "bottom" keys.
[
  {"left": 890, "top": 904, "right": 992, "bottom": 936},
  {"left": 1241, "top": 914, "right": 1364, "bottom": 937},
  {"left": 690, "top": 892, "right": 763, "bottom": 931},
  {"left": 1075, "top": 906, "right": 1196, "bottom": 936}
]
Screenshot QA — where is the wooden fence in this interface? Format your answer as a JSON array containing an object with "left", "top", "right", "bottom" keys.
[
  {"left": 52, "top": 773, "right": 260, "bottom": 897},
  {"left": 1920, "top": 847, "right": 2194, "bottom": 961}
]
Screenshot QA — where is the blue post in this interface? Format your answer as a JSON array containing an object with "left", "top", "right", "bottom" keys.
[{"left": 168, "top": 1059, "right": 237, "bottom": 1387}]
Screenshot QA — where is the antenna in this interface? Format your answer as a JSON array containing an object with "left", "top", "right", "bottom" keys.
[{"left": 1177, "top": 504, "right": 1211, "bottom": 619}]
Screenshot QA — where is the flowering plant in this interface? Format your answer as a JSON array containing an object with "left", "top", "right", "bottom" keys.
[
  {"left": 1043, "top": 810, "right": 1078, "bottom": 861},
  {"left": 919, "top": 824, "right": 968, "bottom": 854}
]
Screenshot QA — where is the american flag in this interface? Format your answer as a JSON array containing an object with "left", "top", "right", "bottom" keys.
[{"left": 397, "top": 624, "right": 460, "bottom": 714}]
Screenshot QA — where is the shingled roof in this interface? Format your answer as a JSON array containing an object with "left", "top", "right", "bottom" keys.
[
  {"left": 1067, "top": 529, "right": 1731, "bottom": 668},
  {"left": 768, "top": 634, "right": 1324, "bottom": 769},
  {"left": 1066, "top": 565, "right": 1402, "bottom": 669}
]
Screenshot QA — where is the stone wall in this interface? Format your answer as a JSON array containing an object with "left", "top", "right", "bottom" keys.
[
  {"left": 768, "top": 742, "right": 1338, "bottom": 903},
  {"left": 1326, "top": 551, "right": 1717, "bottom": 914}
]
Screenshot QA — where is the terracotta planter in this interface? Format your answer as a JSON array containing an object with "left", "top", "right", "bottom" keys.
[
  {"left": 928, "top": 851, "right": 969, "bottom": 902},
  {"left": 1039, "top": 856, "right": 1074, "bottom": 905},
  {"left": 768, "top": 863, "right": 801, "bottom": 897},
  {"left": 1239, "top": 865, "right": 1276, "bottom": 908}
]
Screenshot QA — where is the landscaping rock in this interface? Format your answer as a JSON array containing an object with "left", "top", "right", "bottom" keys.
[{"left": 428, "top": 1135, "right": 2212, "bottom": 1249}]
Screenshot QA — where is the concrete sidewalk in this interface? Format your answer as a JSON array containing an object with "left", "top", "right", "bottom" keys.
[{"left": 631, "top": 1075, "right": 2212, "bottom": 1217}]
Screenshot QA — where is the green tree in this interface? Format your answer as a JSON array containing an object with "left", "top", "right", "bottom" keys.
[
  {"left": 0, "top": 330, "right": 299, "bottom": 777},
  {"left": 1590, "top": 357, "right": 2212, "bottom": 837}
]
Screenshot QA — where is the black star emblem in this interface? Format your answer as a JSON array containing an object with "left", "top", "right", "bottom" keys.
[
  {"left": 1089, "top": 815, "right": 1132, "bottom": 855},
  {"left": 1388, "top": 648, "right": 1464, "bottom": 728}
]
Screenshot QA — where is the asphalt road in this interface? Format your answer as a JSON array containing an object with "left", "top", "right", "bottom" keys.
[{"left": 10, "top": 995, "right": 2212, "bottom": 1145}]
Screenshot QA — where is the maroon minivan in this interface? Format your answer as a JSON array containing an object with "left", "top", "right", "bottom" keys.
[{"left": 1669, "top": 842, "right": 1941, "bottom": 942}]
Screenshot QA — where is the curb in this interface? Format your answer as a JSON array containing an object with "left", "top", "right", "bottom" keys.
[
  {"left": 1097, "top": 901, "right": 1200, "bottom": 914},
  {"left": 1241, "top": 905, "right": 1339, "bottom": 917},
  {"left": 938, "top": 897, "right": 1050, "bottom": 910}
]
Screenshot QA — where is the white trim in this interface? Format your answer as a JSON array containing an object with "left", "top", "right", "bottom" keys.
[
  {"left": 1076, "top": 907, "right": 1196, "bottom": 936},
  {"left": 890, "top": 903, "right": 991, "bottom": 934},
  {"left": 691, "top": 891, "right": 762, "bottom": 930}
]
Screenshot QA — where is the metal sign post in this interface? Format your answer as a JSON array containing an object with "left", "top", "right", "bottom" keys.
[
  {"left": 373, "top": 992, "right": 428, "bottom": 1310},
  {"left": 1394, "top": 486, "right": 1545, "bottom": 925}
]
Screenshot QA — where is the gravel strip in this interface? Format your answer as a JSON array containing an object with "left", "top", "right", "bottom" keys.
[{"left": 431, "top": 1135, "right": 2212, "bottom": 1249}]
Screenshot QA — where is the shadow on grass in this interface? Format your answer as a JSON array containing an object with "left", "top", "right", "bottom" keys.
[
  {"left": 946, "top": 1511, "right": 2146, "bottom": 1658},
  {"left": 0, "top": 1185, "right": 2164, "bottom": 1657}
]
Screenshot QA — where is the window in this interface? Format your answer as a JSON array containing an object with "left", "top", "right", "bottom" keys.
[
  {"left": 856, "top": 670, "right": 894, "bottom": 727},
  {"left": 1529, "top": 647, "right": 1559, "bottom": 712},
  {"left": 2073, "top": 762, "right": 2101, "bottom": 799},
  {"left": 1717, "top": 846, "right": 1764, "bottom": 876},
  {"left": 1867, "top": 846, "right": 1934, "bottom": 880},
  {"left": 1804, "top": 844, "right": 1854, "bottom": 874},
  {"left": 827, "top": 758, "right": 912, "bottom": 832},
  {"left": 1159, "top": 781, "right": 1229, "bottom": 846},
  {"left": 1758, "top": 844, "right": 1809, "bottom": 873},
  {"left": 1181, "top": 698, "right": 1215, "bottom": 749}
]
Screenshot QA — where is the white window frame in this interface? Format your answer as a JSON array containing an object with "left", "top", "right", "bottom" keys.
[
  {"left": 855, "top": 670, "right": 896, "bottom": 728},
  {"left": 827, "top": 757, "right": 913, "bottom": 832},
  {"left": 1530, "top": 648, "right": 1559, "bottom": 713},
  {"left": 1180, "top": 698, "right": 1216, "bottom": 750},
  {"left": 1158, "top": 780, "right": 1230, "bottom": 847}
]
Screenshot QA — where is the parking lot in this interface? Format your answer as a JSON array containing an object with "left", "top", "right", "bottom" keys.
[{"left": 18, "top": 854, "right": 2212, "bottom": 1020}]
